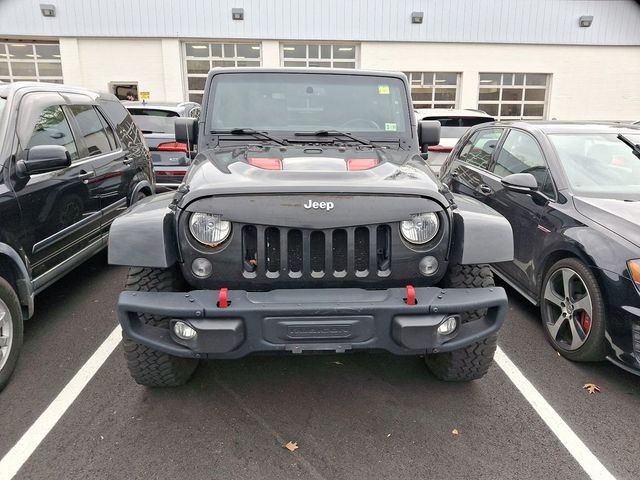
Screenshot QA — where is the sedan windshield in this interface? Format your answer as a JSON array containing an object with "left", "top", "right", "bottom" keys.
[
  {"left": 207, "top": 73, "right": 410, "bottom": 139},
  {"left": 548, "top": 133, "right": 640, "bottom": 197}
]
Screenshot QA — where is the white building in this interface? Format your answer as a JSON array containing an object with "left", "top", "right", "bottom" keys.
[{"left": 1, "top": 0, "right": 639, "bottom": 120}]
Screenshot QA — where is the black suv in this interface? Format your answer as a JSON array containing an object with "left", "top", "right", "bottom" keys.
[
  {"left": 0, "top": 82, "right": 154, "bottom": 390},
  {"left": 109, "top": 68, "right": 514, "bottom": 387}
]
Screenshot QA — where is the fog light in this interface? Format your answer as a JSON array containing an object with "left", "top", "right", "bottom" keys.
[
  {"left": 174, "top": 321, "right": 197, "bottom": 340},
  {"left": 437, "top": 315, "right": 458, "bottom": 335},
  {"left": 192, "top": 257, "right": 212, "bottom": 278},
  {"left": 419, "top": 256, "right": 439, "bottom": 276}
]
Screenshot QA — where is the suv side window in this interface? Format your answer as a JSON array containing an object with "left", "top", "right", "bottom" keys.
[
  {"left": 22, "top": 105, "right": 80, "bottom": 162},
  {"left": 96, "top": 108, "right": 118, "bottom": 150},
  {"left": 68, "top": 105, "right": 114, "bottom": 156},
  {"left": 493, "top": 129, "right": 555, "bottom": 197},
  {"left": 457, "top": 128, "right": 502, "bottom": 170}
]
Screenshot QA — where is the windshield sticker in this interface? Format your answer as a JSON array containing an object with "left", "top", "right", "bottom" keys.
[
  {"left": 378, "top": 85, "right": 390, "bottom": 95},
  {"left": 385, "top": 123, "right": 398, "bottom": 131}
]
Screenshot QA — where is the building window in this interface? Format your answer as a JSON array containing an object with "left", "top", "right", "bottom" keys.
[
  {"left": 183, "top": 42, "right": 262, "bottom": 104},
  {"left": 403, "top": 72, "right": 460, "bottom": 109},
  {"left": 0, "top": 41, "right": 63, "bottom": 83},
  {"left": 281, "top": 43, "right": 358, "bottom": 68},
  {"left": 478, "top": 73, "right": 550, "bottom": 120}
]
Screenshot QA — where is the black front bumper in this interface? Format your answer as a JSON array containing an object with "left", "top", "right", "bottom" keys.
[{"left": 118, "top": 286, "right": 508, "bottom": 359}]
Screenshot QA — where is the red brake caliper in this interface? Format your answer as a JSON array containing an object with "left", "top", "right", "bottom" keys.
[
  {"left": 580, "top": 311, "right": 591, "bottom": 332},
  {"left": 405, "top": 285, "right": 416, "bottom": 305}
]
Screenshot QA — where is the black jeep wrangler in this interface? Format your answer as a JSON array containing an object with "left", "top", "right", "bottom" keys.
[{"left": 109, "top": 68, "right": 514, "bottom": 387}]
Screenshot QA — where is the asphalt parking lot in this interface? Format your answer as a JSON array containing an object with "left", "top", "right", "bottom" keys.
[{"left": 1, "top": 252, "right": 639, "bottom": 480}]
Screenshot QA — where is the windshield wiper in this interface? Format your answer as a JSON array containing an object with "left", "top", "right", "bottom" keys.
[
  {"left": 293, "top": 130, "right": 377, "bottom": 147},
  {"left": 210, "top": 128, "right": 286, "bottom": 146},
  {"left": 617, "top": 134, "right": 640, "bottom": 160}
]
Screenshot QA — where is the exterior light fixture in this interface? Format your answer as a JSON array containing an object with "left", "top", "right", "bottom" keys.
[
  {"left": 232, "top": 8, "right": 244, "bottom": 20},
  {"left": 40, "top": 3, "right": 56, "bottom": 17},
  {"left": 579, "top": 15, "right": 593, "bottom": 27},
  {"left": 411, "top": 12, "right": 424, "bottom": 24}
]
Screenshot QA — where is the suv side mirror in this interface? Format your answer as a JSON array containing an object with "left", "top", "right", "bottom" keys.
[
  {"left": 175, "top": 118, "right": 198, "bottom": 151},
  {"left": 501, "top": 173, "right": 539, "bottom": 194},
  {"left": 17, "top": 145, "right": 71, "bottom": 176},
  {"left": 418, "top": 120, "right": 441, "bottom": 151}
]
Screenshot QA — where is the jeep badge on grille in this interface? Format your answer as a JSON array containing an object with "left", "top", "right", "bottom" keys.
[{"left": 303, "top": 200, "right": 335, "bottom": 211}]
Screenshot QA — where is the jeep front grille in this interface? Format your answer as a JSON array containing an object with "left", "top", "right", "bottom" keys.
[{"left": 241, "top": 225, "right": 391, "bottom": 279}]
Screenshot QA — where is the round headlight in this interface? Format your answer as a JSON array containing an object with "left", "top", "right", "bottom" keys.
[
  {"left": 189, "top": 213, "right": 231, "bottom": 246},
  {"left": 400, "top": 212, "right": 439, "bottom": 244}
]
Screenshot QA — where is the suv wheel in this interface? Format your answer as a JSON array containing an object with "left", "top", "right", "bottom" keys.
[
  {"left": 0, "top": 277, "right": 24, "bottom": 391},
  {"left": 425, "top": 264, "right": 497, "bottom": 381},
  {"left": 540, "top": 258, "right": 606, "bottom": 361},
  {"left": 122, "top": 266, "right": 198, "bottom": 387}
]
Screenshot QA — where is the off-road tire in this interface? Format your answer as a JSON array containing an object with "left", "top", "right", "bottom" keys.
[
  {"left": 122, "top": 266, "right": 198, "bottom": 387},
  {"left": 0, "top": 276, "right": 23, "bottom": 392},
  {"left": 426, "top": 264, "right": 497, "bottom": 381}
]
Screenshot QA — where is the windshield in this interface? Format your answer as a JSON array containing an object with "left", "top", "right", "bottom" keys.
[
  {"left": 207, "top": 73, "right": 411, "bottom": 139},
  {"left": 548, "top": 133, "right": 640, "bottom": 197}
]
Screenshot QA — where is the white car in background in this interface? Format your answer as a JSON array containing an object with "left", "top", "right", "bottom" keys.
[{"left": 415, "top": 108, "right": 494, "bottom": 175}]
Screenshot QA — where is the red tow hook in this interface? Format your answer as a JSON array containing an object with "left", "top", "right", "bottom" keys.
[
  {"left": 218, "top": 288, "right": 229, "bottom": 308},
  {"left": 405, "top": 285, "right": 416, "bottom": 305}
]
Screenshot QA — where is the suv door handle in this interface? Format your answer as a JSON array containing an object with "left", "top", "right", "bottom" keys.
[
  {"left": 450, "top": 168, "right": 459, "bottom": 177},
  {"left": 77, "top": 170, "right": 95, "bottom": 184},
  {"left": 122, "top": 157, "right": 133, "bottom": 165},
  {"left": 479, "top": 184, "right": 493, "bottom": 194}
]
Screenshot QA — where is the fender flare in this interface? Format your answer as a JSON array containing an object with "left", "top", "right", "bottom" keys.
[
  {"left": 108, "top": 192, "right": 178, "bottom": 268},
  {"left": 0, "top": 242, "right": 35, "bottom": 318},
  {"left": 449, "top": 194, "right": 514, "bottom": 265},
  {"left": 130, "top": 179, "right": 154, "bottom": 205}
]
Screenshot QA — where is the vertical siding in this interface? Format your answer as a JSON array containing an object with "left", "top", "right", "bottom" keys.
[{"left": 0, "top": 0, "right": 639, "bottom": 45}]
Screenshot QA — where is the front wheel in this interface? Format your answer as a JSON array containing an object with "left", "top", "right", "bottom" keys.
[
  {"left": 0, "top": 277, "right": 24, "bottom": 392},
  {"left": 426, "top": 264, "right": 498, "bottom": 381},
  {"left": 122, "top": 266, "right": 199, "bottom": 387},
  {"left": 540, "top": 258, "right": 607, "bottom": 362}
]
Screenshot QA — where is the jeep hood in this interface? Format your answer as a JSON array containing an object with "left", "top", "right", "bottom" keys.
[{"left": 178, "top": 145, "right": 449, "bottom": 207}]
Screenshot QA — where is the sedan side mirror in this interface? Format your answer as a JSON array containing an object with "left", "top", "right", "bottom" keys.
[
  {"left": 418, "top": 120, "right": 441, "bottom": 151},
  {"left": 501, "top": 173, "right": 539, "bottom": 194},
  {"left": 175, "top": 117, "right": 198, "bottom": 152},
  {"left": 16, "top": 145, "right": 71, "bottom": 176}
]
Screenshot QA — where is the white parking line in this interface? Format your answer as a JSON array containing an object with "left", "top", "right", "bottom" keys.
[
  {"left": 0, "top": 325, "right": 122, "bottom": 480},
  {"left": 0, "top": 328, "right": 618, "bottom": 480},
  {"left": 494, "top": 346, "right": 616, "bottom": 480}
]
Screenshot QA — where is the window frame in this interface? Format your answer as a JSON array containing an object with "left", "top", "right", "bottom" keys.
[
  {"left": 403, "top": 71, "right": 461, "bottom": 109},
  {"left": 455, "top": 127, "right": 506, "bottom": 172},
  {"left": 280, "top": 42, "right": 359, "bottom": 69},
  {"left": 20, "top": 104, "right": 81, "bottom": 164},
  {"left": 0, "top": 41, "right": 64, "bottom": 84},
  {"left": 182, "top": 41, "right": 263, "bottom": 103},
  {"left": 66, "top": 104, "right": 116, "bottom": 158},
  {"left": 490, "top": 127, "right": 558, "bottom": 200},
  {"left": 477, "top": 73, "right": 550, "bottom": 120}
]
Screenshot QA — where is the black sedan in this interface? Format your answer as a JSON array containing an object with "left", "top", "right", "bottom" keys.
[{"left": 439, "top": 121, "right": 640, "bottom": 374}]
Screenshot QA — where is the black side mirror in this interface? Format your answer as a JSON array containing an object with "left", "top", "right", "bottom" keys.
[
  {"left": 17, "top": 145, "right": 71, "bottom": 176},
  {"left": 418, "top": 120, "right": 441, "bottom": 151},
  {"left": 175, "top": 118, "right": 198, "bottom": 152},
  {"left": 501, "top": 173, "right": 539, "bottom": 194}
]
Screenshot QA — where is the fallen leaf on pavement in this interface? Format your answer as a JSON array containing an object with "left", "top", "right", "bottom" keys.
[
  {"left": 583, "top": 383, "right": 601, "bottom": 394},
  {"left": 284, "top": 441, "right": 299, "bottom": 452},
  {"left": 452, "top": 428, "right": 459, "bottom": 436},
  {"left": 332, "top": 361, "right": 343, "bottom": 365},
  {"left": 386, "top": 433, "right": 391, "bottom": 438}
]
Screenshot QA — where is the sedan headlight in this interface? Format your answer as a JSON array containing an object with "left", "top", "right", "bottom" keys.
[
  {"left": 400, "top": 212, "right": 440, "bottom": 244},
  {"left": 189, "top": 213, "right": 231, "bottom": 246},
  {"left": 628, "top": 259, "right": 640, "bottom": 290}
]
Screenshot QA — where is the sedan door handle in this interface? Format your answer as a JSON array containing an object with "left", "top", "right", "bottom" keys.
[{"left": 479, "top": 184, "right": 493, "bottom": 194}]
